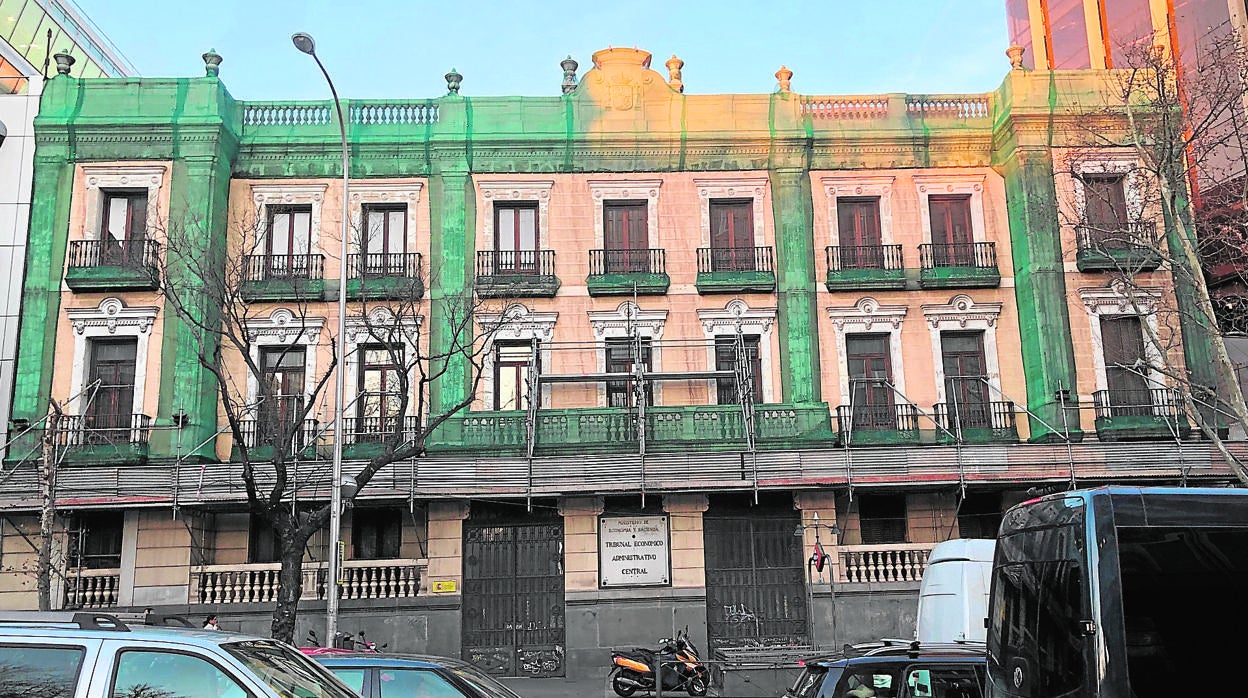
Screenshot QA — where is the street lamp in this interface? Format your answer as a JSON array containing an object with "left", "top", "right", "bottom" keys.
[{"left": 292, "top": 30, "right": 350, "bottom": 645}]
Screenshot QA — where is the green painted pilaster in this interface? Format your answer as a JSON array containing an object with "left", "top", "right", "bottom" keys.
[
  {"left": 1000, "top": 147, "right": 1083, "bottom": 441},
  {"left": 769, "top": 167, "right": 821, "bottom": 404},
  {"left": 1161, "top": 178, "right": 1219, "bottom": 420},
  {"left": 10, "top": 153, "right": 74, "bottom": 422},
  {"left": 428, "top": 170, "right": 475, "bottom": 415}
]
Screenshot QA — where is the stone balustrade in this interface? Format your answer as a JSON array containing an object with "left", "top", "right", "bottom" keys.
[
  {"left": 64, "top": 568, "right": 121, "bottom": 609},
  {"left": 193, "top": 558, "right": 426, "bottom": 605},
  {"left": 838, "top": 543, "right": 935, "bottom": 584}
]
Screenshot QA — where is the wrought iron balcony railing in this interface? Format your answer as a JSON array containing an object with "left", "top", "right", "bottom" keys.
[
  {"left": 589, "top": 248, "right": 666, "bottom": 275},
  {"left": 57, "top": 413, "right": 152, "bottom": 448},
  {"left": 342, "top": 415, "right": 421, "bottom": 445},
  {"left": 1092, "top": 387, "right": 1183, "bottom": 419},
  {"left": 243, "top": 253, "right": 325, "bottom": 281},
  {"left": 68, "top": 239, "right": 161, "bottom": 269},
  {"left": 696, "top": 246, "right": 775, "bottom": 273},
  {"left": 933, "top": 400, "right": 1017, "bottom": 440},
  {"left": 475, "top": 249, "right": 556, "bottom": 277},
  {"left": 1075, "top": 220, "right": 1157, "bottom": 251},
  {"left": 826, "top": 244, "right": 904, "bottom": 271},
  {"left": 835, "top": 402, "right": 919, "bottom": 433},
  {"left": 918, "top": 241, "right": 997, "bottom": 269},
  {"left": 348, "top": 251, "right": 423, "bottom": 279}
]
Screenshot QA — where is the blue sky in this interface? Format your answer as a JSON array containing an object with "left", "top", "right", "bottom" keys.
[{"left": 73, "top": 0, "right": 1010, "bottom": 100}]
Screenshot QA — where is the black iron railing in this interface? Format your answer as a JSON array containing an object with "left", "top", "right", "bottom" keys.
[
  {"left": 348, "top": 252, "right": 423, "bottom": 279},
  {"left": 68, "top": 239, "right": 161, "bottom": 269},
  {"left": 58, "top": 413, "right": 151, "bottom": 448},
  {"left": 475, "top": 249, "right": 556, "bottom": 277},
  {"left": 1076, "top": 221, "right": 1157, "bottom": 251},
  {"left": 1093, "top": 388, "right": 1183, "bottom": 419},
  {"left": 919, "top": 242, "right": 997, "bottom": 269},
  {"left": 826, "top": 244, "right": 904, "bottom": 271},
  {"left": 933, "top": 400, "right": 1016, "bottom": 432},
  {"left": 589, "top": 248, "right": 666, "bottom": 275},
  {"left": 697, "top": 246, "right": 775, "bottom": 273},
  {"left": 835, "top": 402, "right": 919, "bottom": 432},
  {"left": 243, "top": 254, "right": 325, "bottom": 281},
  {"left": 343, "top": 415, "right": 421, "bottom": 444}
]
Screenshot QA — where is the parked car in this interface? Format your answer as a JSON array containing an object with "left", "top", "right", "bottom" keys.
[
  {"left": 785, "top": 640, "right": 986, "bottom": 698},
  {"left": 313, "top": 653, "right": 527, "bottom": 698},
  {"left": 0, "top": 610, "right": 357, "bottom": 697}
]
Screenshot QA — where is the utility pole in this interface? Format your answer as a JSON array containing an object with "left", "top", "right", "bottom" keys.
[{"left": 37, "top": 399, "right": 63, "bottom": 611}]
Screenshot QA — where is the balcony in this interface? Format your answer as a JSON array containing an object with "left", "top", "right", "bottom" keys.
[
  {"left": 918, "top": 242, "right": 1000, "bottom": 288},
  {"left": 933, "top": 400, "right": 1018, "bottom": 444},
  {"left": 696, "top": 246, "right": 776, "bottom": 294},
  {"left": 342, "top": 415, "right": 421, "bottom": 460},
  {"left": 587, "top": 249, "right": 669, "bottom": 296},
  {"left": 838, "top": 543, "right": 934, "bottom": 584},
  {"left": 194, "top": 558, "right": 426, "bottom": 605},
  {"left": 58, "top": 413, "right": 152, "bottom": 465},
  {"left": 475, "top": 250, "right": 559, "bottom": 298},
  {"left": 1092, "top": 388, "right": 1191, "bottom": 441},
  {"left": 825, "top": 244, "right": 906, "bottom": 291},
  {"left": 1075, "top": 222, "right": 1162, "bottom": 272},
  {"left": 65, "top": 240, "right": 161, "bottom": 291},
  {"left": 241, "top": 254, "right": 326, "bottom": 301},
  {"left": 346, "top": 252, "right": 424, "bottom": 300},
  {"left": 430, "top": 403, "right": 835, "bottom": 455},
  {"left": 835, "top": 402, "right": 920, "bottom": 446},
  {"left": 232, "top": 417, "right": 320, "bottom": 460},
  {"left": 63, "top": 568, "right": 121, "bottom": 609}
]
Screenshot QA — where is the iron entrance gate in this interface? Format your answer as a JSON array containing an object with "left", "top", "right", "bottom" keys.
[
  {"left": 704, "top": 512, "right": 808, "bottom": 654},
  {"left": 462, "top": 519, "right": 565, "bottom": 677}
]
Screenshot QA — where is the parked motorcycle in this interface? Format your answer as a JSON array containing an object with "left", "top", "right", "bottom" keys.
[
  {"left": 610, "top": 628, "right": 709, "bottom": 697},
  {"left": 334, "top": 629, "right": 387, "bottom": 652}
]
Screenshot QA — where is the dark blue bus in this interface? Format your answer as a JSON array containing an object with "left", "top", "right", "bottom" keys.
[{"left": 986, "top": 486, "right": 1248, "bottom": 697}]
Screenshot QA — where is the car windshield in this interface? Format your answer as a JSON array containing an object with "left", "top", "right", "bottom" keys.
[
  {"left": 449, "top": 665, "right": 525, "bottom": 698},
  {"left": 223, "top": 640, "right": 358, "bottom": 698}
]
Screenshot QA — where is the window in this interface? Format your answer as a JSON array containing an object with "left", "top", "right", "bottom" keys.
[
  {"left": 929, "top": 195, "right": 974, "bottom": 266},
  {"left": 361, "top": 204, "right": 408, "bottom": 275},
  {"left": 101, "top": 190, "right": 148, "bottom": 265},
  {"left": 494, "top": 342, "right": 536, "bottom": 411},
  {"left": 957, "top": 493, "right": 1003, "bottom": 539},
  {"left": 837, "top": 197, "right": 884, "bottom": 268},
  {"left": 715, "top": 335, "right": 762, "bottom": 405},
  {"left": 846, "top": 334, "right": 895, "bottom": 430},
  {"left": 224, "top": 640, "right": 357, "bottom": 698},
  {"left": 904, "top": 666, "right": 984, "bottom": 698},
  {"left": 264, "top": 205, "right": 313, "bottom": 278},
  {"left": 352, "top": 507, "right": 402, "bottom": 560},
  {"left": 259, "top": 346, "right": 307, "bottom": 435},
  {"left": 248, "top": 513, "right": 280, "bottom": 565},
  {"left": 858, "top": 494, "right": 907, "bottom": 544},
  {"left": 603, "top": 201, "right": 649, "bottom": 272},
  {"left": 329, "top": 669, "right": 366, "bottom": 693},
  {"left": 359, "top": 345, "right": 404, "bottom": 433},
  {"left": 495, "top": 202, "right": 538, "bottom": 273},
  {"left": 941, "top": 331, "right": 991, "bottom": 429},
  {"left": 86, "top": 339, "right": 138, "bottom": 439},
  {"left": 111, "top": 649, "right": 249, "bottom": 698},
  {"left": 835, "top": 669, "right": 898, "bottom": 698},
  {"left": 1100, "top": 315, "right": 1152, "bottom": 415},
  {"left": 1042, "top": 0, "right": 1092, "bottom": 69},
  {"left": 1082, "top": 174, "right": 1129, "bottom": 243},
  {"left": 0, "top": 645, "right": 86, "bottom": 697},
  {"left": 709, "top": 199, "right": 756, "bottom": 271},
  {"left": 377, "top": 668, "right": 466, "bottom": 698},
  {"left": 68, "top": 511, "right": 124, "bottom": 570},
  {"left": 606, "top": 338, "right": 653, "bottom": 407}
]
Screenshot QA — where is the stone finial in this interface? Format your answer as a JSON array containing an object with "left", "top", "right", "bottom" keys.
[
  {"left": 445, "top": 68, "right": 463, "bottom": 95},
  {"left": 53, "top": 50, "right": 75, "bottom": 76},
  {"left": 1006, "top": 45, "right": 1026, "bottom": 70},
  {"left": 560, "top": 55, "right": 579, "bottom": 94},
  {"left": 775, "top": 64, "right": 793, "bottom": 94},
  {"left": 665, "top": 54, "right": 685, "bottom": 93},
  {"left": 202, "top": 48, "right": 223, "bottom": 77}
]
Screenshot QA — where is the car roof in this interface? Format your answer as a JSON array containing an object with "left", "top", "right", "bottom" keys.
[
  {"left": 803, "top": 641, "right": 986, "bottom": 669},
  {"left": 0, "top": 623, "right": 271, "bottom": 648},
  {"left": 313, "top": 652, "right": 464, "bottom": 670}
]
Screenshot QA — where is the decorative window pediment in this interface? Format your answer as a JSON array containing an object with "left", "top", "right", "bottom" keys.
[
  {"left": 65, "top": 298, "right": 160, "bottom": 417},
  {"left": 477, "top": 303, "right": 558, "bottom": 409},
  {"left": 588, "top": 301, "right": 667, "bottom": 340},
  {"left": 822, "top": 175, "right": 896, "bottom": 245},
  {"left": 921, "top": 295, "right": 1005, "bottom": 400},
  {"left": 913, "top": 173, "right": 988, "bottom": 244},
  {"left": 1078, "top": 282, "right": 1165, "bottom": 393},
  {"left": 244, "top": 308, "right": 326, "bottom": 344},
  {"left": 349, "top": 181, "right": 423, "bottom": 252},
  {"left": 697, "top": 298, "right": 778, "bottom": 403},
  {"left": 479, "top": 180, "right": 555, "bottom": 250},
  {"left": 694, "top": 177, "right": 767, "bottom": 247},
  {"left": 589, "top": 179, "right": 661, "bottom": 247},
  {"left": 81, "top": 165, "right": 165, "bottom": 241},
  {"left": 251, "top": 183, "right": 328, "bottom": 252},
  {"left": 826, "top": 297, "right": 909, "bottom": 402}
]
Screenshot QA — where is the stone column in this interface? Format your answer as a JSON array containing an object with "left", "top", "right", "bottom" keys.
[
  {"left": 663, "top": 494, "right": 708, "bottom": 589},
  {"left": 770, "top": 168, "right": 822, "bottom": 404},
  {"left": 559, "top": 496, "right": 603, "bottom": 592},
  {"left": 423, "top": 500, "right": 469, "bottom": 595}
]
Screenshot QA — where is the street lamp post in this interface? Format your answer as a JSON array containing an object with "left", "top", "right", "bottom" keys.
[{"left": 292, "top": 31, "right": 349, "bottom": 645}]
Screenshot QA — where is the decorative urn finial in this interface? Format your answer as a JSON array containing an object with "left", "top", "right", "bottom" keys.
[
  {"left": 775, "top": 64, "right": 793, "bottom": 94},
  {"left": 561, "top": 55, "right": 579, "bottom": 94},
  {"left": 665, "top": 54, "right": 685, "bottom": 93},
  {"left": 202, "top": 48, "right": 223, "bottom": 77},
  {"left": 445, "top": 68, "right": 463, "bottom": 95},
  {"left": 53, "top": 50, "right": 75, "bottom": 76},
  {"left": 1006, "top": 45, "right": 1026, "bottom": 70}
]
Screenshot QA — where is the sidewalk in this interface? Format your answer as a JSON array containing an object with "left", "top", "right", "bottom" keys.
[{"left": 501, "top": 676, "right": 612, "bottom": 698}]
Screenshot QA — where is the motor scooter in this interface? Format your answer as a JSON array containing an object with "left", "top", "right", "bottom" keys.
[{"left": 609, "top": 628, "right": 709, "bottom": 696}]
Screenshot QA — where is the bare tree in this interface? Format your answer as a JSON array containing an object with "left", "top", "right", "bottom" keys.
[
  {"left": 159, "top": 204, "right": 498, "bottom": 641},
  {"left": 1058, "top": 28, "right": 1248, "bottom": 483}
]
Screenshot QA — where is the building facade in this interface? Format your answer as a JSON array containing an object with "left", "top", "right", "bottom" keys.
[{"left": 0, "top": 44, "right": 1241, "bottom": 682}]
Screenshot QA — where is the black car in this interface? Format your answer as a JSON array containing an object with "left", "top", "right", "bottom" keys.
[
  {"left": 785, "top": 640, "right": 986, "bottom": 698},
  {"left": 314, "top": 653, "right": 527, "bottom": 698}
]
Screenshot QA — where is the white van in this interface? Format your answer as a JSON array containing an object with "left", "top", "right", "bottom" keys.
[{"left": 915, "top": 538, "right": 995, "bottom": 644}]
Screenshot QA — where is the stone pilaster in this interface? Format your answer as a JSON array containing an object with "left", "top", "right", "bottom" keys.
[
  {"left": 794, "top": 491, "right": 839, "bottom": 584},
  {"left": 559, "top": 496, "right": 604, "bottom": 592},
  {"left": 422, "top": 500, "right": 469, "bottom": 595},
  {"left": 663, "top": 494, "right": 708, "bottom": 589}
]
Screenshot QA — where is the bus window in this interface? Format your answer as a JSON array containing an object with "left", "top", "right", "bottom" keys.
[{"left": 1117, "top": 526, "right": 1248, "bottom": 697}]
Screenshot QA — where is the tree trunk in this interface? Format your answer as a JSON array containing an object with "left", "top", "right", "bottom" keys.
[
  {"left": 37, "top": 403, "right": 62, "bottom": 611},
  {"left": 270, "top": 534, "right": 307, "bottom": 644}
]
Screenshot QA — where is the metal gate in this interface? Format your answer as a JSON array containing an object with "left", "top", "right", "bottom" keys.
[
  {"left": 704, "top": 512, "right": 808, "bottom": 655},
  {"left": 462, "top": 520, "right": 565, "bottom": 677}
]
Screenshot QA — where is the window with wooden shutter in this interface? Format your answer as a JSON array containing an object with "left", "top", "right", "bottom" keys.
[
  {"left": 858, "top": 494, "right": 907, "bottom": 544},
  {"left": 714, "top": 335, "right": 763, "bottom": 405},
  {"left": 846, "top": 334, "right": 895, "bottom": 429},
  {"left": 1082, "top": 175, "right": 1129, "bottom": 246},
  {"left": 709, "top": 199, "right": 755, "bottom": 271},
  {"left": 605, "top": 338, "right": 653, "bottom": 407},
  {"left": 603, "top": 201, "right": 648, "bottom": 272},
  {"left": 1100, "top": 315, "right": 1151, "bottom": 415},
  {"left": 929, "top": 195, "right": 974, "bottom": 266},
  {"left": 941, "top": 331, "right": 991, "bottom": 428},
  {"left": 837, "top": 198, "right": 883, "bottom": 269}
]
